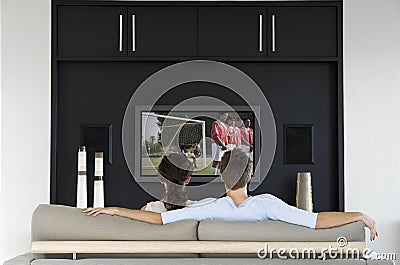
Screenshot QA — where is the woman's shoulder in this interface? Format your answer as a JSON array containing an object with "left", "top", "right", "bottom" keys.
[
  {"left": 185, "top": 200, "right": 196, "bottom": 206},
  {"left": 145, "top": 201, "right": 168, "bottom": 213},
  {"left": 187, "top": 197, "right": 217, "bottom": 207},
  {"left": 145, "top": 200, "right": 199, "bottom": 213}
]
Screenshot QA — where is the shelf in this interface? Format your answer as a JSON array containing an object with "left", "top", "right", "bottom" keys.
[{"left": 55, "top": 56, "right": 341, "bottom": 62}]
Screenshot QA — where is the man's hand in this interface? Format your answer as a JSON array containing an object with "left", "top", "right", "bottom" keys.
[
  {"left": 316, "top": 212, "right": 378, "bottom": 241},
  {"left": 221, "top": 145, "right": 228, "bottom": 151},
  {"left": 361, "top": 213, "right": 378, "bottom": 241},
  {"left": 82, "top": 207, "right": 163, "bottom": 225},
  {"left": 82, "top": 207, "right": 118, "bottom": 217}
]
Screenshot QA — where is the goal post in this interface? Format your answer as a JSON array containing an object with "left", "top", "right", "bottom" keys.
[{"left": 142, "top": 112, "right": 207, "bottom": 169}]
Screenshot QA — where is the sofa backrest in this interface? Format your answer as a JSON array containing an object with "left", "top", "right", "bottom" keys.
[
  {"left": 198, "top": 220, "right": 366, "bottom": 242},
  {"left": 31, "top": 204, "right": 198, "bottom": 241}
]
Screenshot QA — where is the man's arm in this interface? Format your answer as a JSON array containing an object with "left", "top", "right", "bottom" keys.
[
  {"left": 316, "top": 212, "right": 378, "bottom": 241},
  {"left": 82, "top": 207, "right": 162, "bottom": 225},
  {"left": 264, "top": 196, "right": 378, "bottom": 241},
  {"left": 213, "top": 135, "right": 227, "bottom": 150}
]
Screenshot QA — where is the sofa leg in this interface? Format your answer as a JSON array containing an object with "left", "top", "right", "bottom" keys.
[{"left": 72, "top": 253, "right": 77, "bottom": 260}]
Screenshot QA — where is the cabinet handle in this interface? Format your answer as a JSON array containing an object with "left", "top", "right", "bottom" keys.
[
  {"left": 119, "top": 14, "right": 123, "bottom": 52},
  {"left": 132, "top": 14, "right": 136, "bottom": 52},
  {"left": 259, "top": 14, "right": 263, "bottom": 52},
  {"left": 272, "top": 14, "right": 276, "bottom": 52}
]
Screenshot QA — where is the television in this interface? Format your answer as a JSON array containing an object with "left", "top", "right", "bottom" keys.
[{"left": 135, "top": 105, "right": 260, "bottom": 182}]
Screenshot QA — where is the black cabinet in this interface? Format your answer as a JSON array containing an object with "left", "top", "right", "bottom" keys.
[
  {"left": 58, "top": 6, "right": 196, "bottom": 57},
  {"left": 57, "top": 6, "right": 128, "bottom": 57},
  {"left": 198, "top": 7, "right": 266, "bottom": 57},
  {"left": 57, "top": 5, "right": 338, "bottom": 58},
  {"left": 267, "top": 7, "right": 337, "bottom": 57},
  {"left": 127, "top": 7, "right": 197, "bottom": 56}
]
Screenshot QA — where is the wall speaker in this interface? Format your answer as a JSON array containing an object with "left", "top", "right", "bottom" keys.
[
  {"left": 284, "top": 124, "right": 314, "bottom": 164},
  {"left": 81, "top": 124, "right": 112, "bottom": 164}
]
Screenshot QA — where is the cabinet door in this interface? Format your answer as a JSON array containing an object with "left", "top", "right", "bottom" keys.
[
  {"left": 127, "top": 7, "right": 196, "bottom": 56},
  {"left": 267, "top": 7, "right": 337, "bottom": 57},
  {"left": 58, "top": 6, "right": 127, "bottom": 57},
  {"left": 198, "top": 7, "right": 266, "bottom": 57}
]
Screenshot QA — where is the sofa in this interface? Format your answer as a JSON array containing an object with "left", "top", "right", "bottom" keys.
[{"left": 3, "top": 204, "right": 394, "bottom": 265}]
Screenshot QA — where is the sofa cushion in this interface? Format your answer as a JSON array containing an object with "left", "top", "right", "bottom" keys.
[
  {"left": 32, "top": 204, "right": 198, "bottom": 241},
  {"left": 198, "top": 220, "right": 365, "bottom": 242}
]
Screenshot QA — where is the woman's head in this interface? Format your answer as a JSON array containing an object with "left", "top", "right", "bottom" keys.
[{"left": 158, "top": 152, "right": 194, "bottom": 210}]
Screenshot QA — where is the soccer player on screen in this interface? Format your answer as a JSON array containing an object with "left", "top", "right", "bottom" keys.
[
  {"left": 180, "top": 143, "right": 201, "bottom": 168},
  {"left": 226, "top": 116, "right": 236, "bottom": 150},
  {"left": 211, "top": 112, "right": 229, "bottom": 175},
  {"left": 240, "top": 118, "right": 253, "bottom": 156},
  {"left": 227, "top": 115, "right": 242, "bottom": 150}
]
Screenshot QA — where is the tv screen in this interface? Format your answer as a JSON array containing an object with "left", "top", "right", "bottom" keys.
[{"left": 141, "top": 110, "right": 255, "bottom": 176}]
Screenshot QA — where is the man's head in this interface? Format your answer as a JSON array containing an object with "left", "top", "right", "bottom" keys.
[
  {"left": 226, "top": 115, "right": 234, "bottom": 126},
  {"left": 218, "top": 112, "right": 229, "bottom": 122},
  {"left": 219, "top": 148, "right": 252, "bottom": 191},
  {"left": 244, "top": 119, "right": 251, "bottom": 128},
  {"left": 235, "top": 117, "right": 243, "bottom": 127}
]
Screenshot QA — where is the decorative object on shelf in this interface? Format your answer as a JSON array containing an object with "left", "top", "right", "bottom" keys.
[
  {"left": 296, "top": 172, "right": 313, "bottom": 212},
  {"left": 76, "top": 146, "right": 87, "bottom": 209},
  {"left": 93, "top": 152, "right": 104, "bottom": 208}
]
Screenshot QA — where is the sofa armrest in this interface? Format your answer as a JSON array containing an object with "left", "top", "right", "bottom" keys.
[{"left": 3, "top": 253, "right": 44, "bottom": 265}]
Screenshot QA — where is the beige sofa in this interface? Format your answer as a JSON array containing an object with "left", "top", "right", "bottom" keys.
[{"left": 3, "top": 204, "right": 394, "bottom": 265}]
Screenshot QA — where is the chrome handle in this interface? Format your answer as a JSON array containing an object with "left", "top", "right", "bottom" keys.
[
  {"left": 119, "top": 14, "right": 123, "bottom": 52},
  {"left": 272, "top": 14, "right": 276, "bottom": 52},
  {"left": 132, "top": 14, "right": 136, "bottom": 52},
  {"left": 259, "top": 14, "right": 263, "bottom": 52}
]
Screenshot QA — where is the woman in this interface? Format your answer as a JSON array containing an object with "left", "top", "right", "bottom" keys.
[
  {"left": 82, "top": 152, "right": 194, "bottom": 216},
  {"left": 143, "top": 152, "right": 195, "bottom": 212}
]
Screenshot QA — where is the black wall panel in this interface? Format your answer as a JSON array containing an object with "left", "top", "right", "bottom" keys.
[{"left": 56, "top": 61, "right": 338, "bottom": 211}]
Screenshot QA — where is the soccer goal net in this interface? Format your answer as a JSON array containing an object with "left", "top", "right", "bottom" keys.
[{"left": 142, "top": 112, "right": 207, "bottom": 169}]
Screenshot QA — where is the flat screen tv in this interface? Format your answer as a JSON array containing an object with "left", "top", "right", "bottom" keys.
[{"left": 136, "top": 105, "right": 260, "bottom": 182}]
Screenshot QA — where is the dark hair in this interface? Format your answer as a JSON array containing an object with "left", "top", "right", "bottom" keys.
[
  {"left": 219, "top": 148, "right": 252, "bottom": 190},
  {"left": 158, "top": 153, "right": 193, "bottom": 211}
]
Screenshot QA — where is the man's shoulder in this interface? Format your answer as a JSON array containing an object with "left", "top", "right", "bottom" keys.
[{"left": 252, "top": 193, "right": 282, "bottom": 202}]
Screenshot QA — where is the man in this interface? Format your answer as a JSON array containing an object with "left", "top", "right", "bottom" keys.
[
  {"left": 226, "top": 115, "right": 236, "bottom": 150},
  {"left": 210, "top": 112, "right": 229, "bottom": 175},
  {"left": 233, "top": 116, "right": 242, "bottom": 148},
  {"left": 83, "top": 148, "right": 378, "bottom": 241},
  {"left": 240, "top": 118, "right": 253, "bottom": 155}
]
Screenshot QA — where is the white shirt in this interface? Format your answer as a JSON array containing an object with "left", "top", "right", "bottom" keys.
[
  {"left": 144, "top": 200, "right": 196, "bottom": 213},
  {"left": 161, "top": 194, "right": 318, "bottom": 229}
]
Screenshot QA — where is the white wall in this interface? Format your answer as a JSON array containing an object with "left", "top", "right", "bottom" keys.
[
  {"left": 0, "top": 0, "right": 51, "bottom": 263},
  {"left": 0, "top": 0, "right": 3, "bottom": 199},
  {"left": 344, "top": 0, "right": 400, "bottom": 260},
  {"left": 0, "top": 0, "right": 399, "bottom": 263}
]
